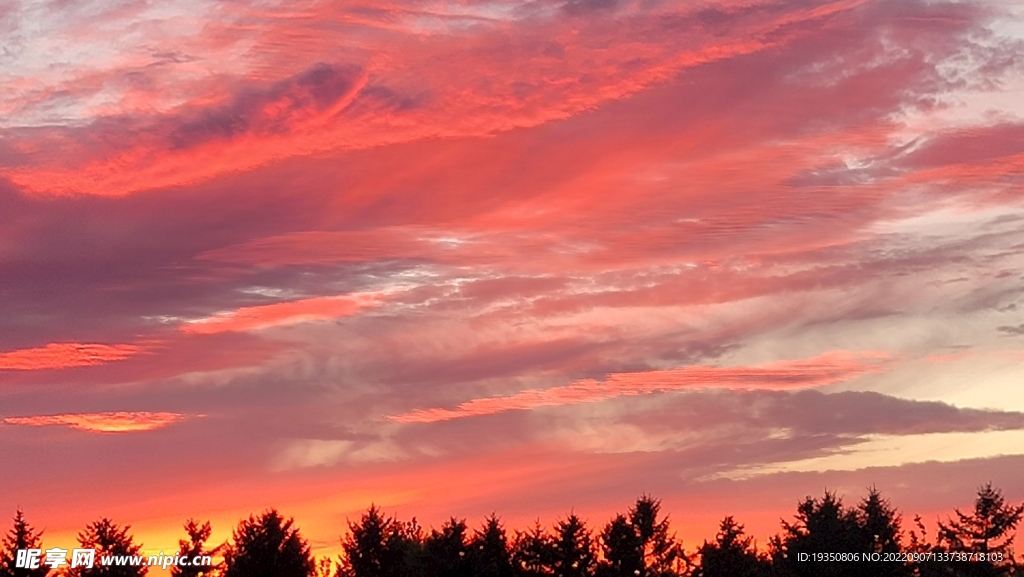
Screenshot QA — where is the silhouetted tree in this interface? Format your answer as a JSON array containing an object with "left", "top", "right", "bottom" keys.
[
  {"left": 222, "top": 510, "right": 313, "bottom": 577},
  {"left": 939, "top": 483, "right": 1023, "bottom": 557},
  {"left": 855, "top": 487, "right": 910, "bottom": 577},
  {"left": 551, "top": 515, "right": 596, "bottom": 577},
  {"left": 512, "top": 521, "right": 554, "bottom": 577},
  {"left": 67, "top": 518, "right": 147, "bottom": 577},
  {"left": 468, "top": 515, "right": 513, "bottom": 577},
  {"left": 599, "top": 496, "right": 686, "bottom": 577},
  {"left": 694, "top": 516, "right": 768, "bottom": 577},
  {"left": 599, "top": 515, "right": 640, "bottom": 577},
  {"left": 0, "top": 510, "right": 50, "bottom": 577},
  {"left": 935, "top": 483, "right": 1023, "bottom": 577},
  {"left": 424, "top": 518, "right": 470, "bottom": 577},
  {"left": 313, "top": 557, "right": 335, "bottom": 577},
  {"left": 770, "top": 491, "right": 861, "bottom": 577},
  {"left": 339, "top": 505, "right": 424, "bottom": 577},
  {"left": 170, "top": 520, "right": 217, "bottom": 577}
]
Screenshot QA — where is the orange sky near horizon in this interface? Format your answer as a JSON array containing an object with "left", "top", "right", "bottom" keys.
[{"left": 2, "top": 0, "right": 1024, "bottom": 569}]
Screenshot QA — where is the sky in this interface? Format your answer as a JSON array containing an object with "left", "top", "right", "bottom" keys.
[{"left": 2, "top": 0, "right": 1024, "bottom": 563}]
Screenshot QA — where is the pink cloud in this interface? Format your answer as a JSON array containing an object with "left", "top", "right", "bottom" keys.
[
  {"left": 391, "top": 351, "right": 891, "bottom": 423},
  {"left": 0, "top": 0, "right": 877, "bottom": 197},
  {"left": 3, "top": 411, "right": 188, "bottom": 433},
  {"left": 179, "top": 293, "right": 381, "bottom": 334},
  {"left": 0, "top": 342, "right": 148, "bottom": 371}
]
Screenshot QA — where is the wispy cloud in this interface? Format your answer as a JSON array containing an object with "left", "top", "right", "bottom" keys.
[
  {"left": 3, "top": 411, "right": 189, "bottom": 433},
  {"left": 391, "top": 351, "right": 890, "bottom": 423},
  {"left": 179, "top": 293, "right": 381, "bottom": 334},
  {"left": 0, "top": 342, "right": 148, "bottom": 370}
]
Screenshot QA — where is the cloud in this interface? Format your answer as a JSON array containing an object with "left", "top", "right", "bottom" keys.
[
  {"left": 272, "top": 438, "right": 407, "bottom": 470},
  {"left": 0, "top": 0, "right": 898, "bottom": 197},
  {"left": 391, "top": 351, "right": 890, "bottom": 423},
  {"left": 3, "top": 411, "right": 188, "bottom": 433},
  {"left": 0, "top": 342, "right": 148, "bottom": 370},
  {"left": 179, "top": 293, "right": 381, "bottom": 334},
  {"left": 718, "top": 429, "right": 1024, "bottom": 479},
  {"left": 997, "top": 324, "right": 1024, "bottom": 336}
]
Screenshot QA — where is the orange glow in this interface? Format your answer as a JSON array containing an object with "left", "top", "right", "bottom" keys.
[
  {"left": 3, "top": 412, "right": 188, "bottom": 433},
  {"left": 0, "top": 343, "right": 147, "bottom": 371}
]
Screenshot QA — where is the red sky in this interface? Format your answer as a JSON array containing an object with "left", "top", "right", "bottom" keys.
[{"left": 2, "top": 0, "right": 1024, "bottom": 564}]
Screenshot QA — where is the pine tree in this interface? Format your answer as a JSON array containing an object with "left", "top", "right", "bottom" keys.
[
  {"left": 0, "top": 510, "right": 50, "bottom": 577},
  {"left": 222, "top": 510, "right": 313, "bottom": 577},
  {"left": 938, "top": 483, "right": 1023, "bottom": 556},
  {"left": 67, "top": 518, "right": 147, "bottom": 577},
  {"left": 551, "top": 515, "right": 596, "bottom": 577},
  {"left": 770, "top": 491, "right": 861, "bottom": 577},
  {"left": 170, "top": 519, "right": 217, "bottom": 577},
  {"left": 468, "top": 515, "right": 513, "bottom": 577},
  {"left": 936, "top": 483, "right": 1023, "bottom": 577},
  {"left": 312, "top": 557, "right": 335, "bottom": 577},
  {"left": 511, "top": 521, "right": 554, "bottom": 577},
  {"left": 424, "top": 518, "right": 470, "bottom": 577},
  {"left": 856, "top": 488, "right": 910, "bottom": 577},
  {"left": 599, "top": 515, "right": 641, "bottom": 577},
  {"left": 695, "top": 517, "right": 767, "bottom": 577},
  {"left": 599, "top": 496, "right": 685, "bottom": 577},
  {"left": 339, "top": 505, "right": 424, "bottom": 577}
]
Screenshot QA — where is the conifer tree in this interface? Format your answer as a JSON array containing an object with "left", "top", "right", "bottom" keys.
[
  {"left": 856, "top": 488, "right": 910, "bottom": 577},
  {"left": 511, "top": 521, "right": 554, "bottom": 577},
  {"left": 170, "top": 519, "right": 217, "bottom": 577},
  {"left": 936, "top": 483, "right": 1023, "bottom": 577},
  {"left": 695, "top": 517, "right": 767, "bottom": 577},
  {"left": 222, "top": 510, "right": 313, "bottom": 577},
  {"left": 551, "top": 515, "right": 596, "bottom": 577},
  {"left": 599, "top": 496, "right": 685, "bottom": 577},
  {"left": 424, "top": 518, "right": 470, "bottom": 577},
  {"left": 339, "top": 505, "right": 424, "bottom": 577},
  {"left": 770, "top": 491, "right": 861, "bottom": 577},
  {"left": 67, "top": 518, "right": 147, "bottom": 577},
  {"left": 0, "top": 510, "right": 50, "bottom": 577},
  {"left": 468, "top": 515, "right": 513, "bottom": 577}
]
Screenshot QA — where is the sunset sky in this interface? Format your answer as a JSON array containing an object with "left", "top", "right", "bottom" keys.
[{"left": 2, "top": 0, "right": 1024, "bottom": 562}]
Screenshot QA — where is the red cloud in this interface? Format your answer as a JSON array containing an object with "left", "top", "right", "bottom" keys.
[
  {"left": 3, "top": 412, "right": 188, "bottom": 433},
  {"left": 179, "top": 293, "right": 381, "bottom": 334},
  {"left": 0, "top": 343, "right": 147, "bottom": 371},
  {"left": 0, "top": 0, "right": 873, "bottom": 197},
  {"left": 391, "top": 351, "right": 890, "bottom": 423}
]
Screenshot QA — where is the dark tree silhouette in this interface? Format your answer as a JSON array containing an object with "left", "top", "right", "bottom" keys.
[
  {"left": 313, "top": 557, "right": 335, "bottom": 577},
  {"left": 938, "top": 483, "right": 1023, "bottom": 556},
  {"left": 424, "top": 518, "right": 470, "bottom": 577},
  {"left": 339, "top": 505, "right": 424, "bottom": 577},
  {"left": 770, "top": 491, "right": 862, "bottom": 577},
  {"left": 599, "top": 514, "right": 640, "bottom": 577},
  {"left": 0, "top": 510, "right": 50, "bottom": 577},
  {"left": 934, "top": 483, "right": 1024, "bottom": 577},
  {"left": 598, "top": 496, "right": 685, "bottom": 577},
  {"left": 222, "top": 510, "right": 313, "bottom": 577},
  {"left": 695, "top": 516, "right": 768, "bottom": 577},
  {"left": 511, "top": 521, "right": 554, "bottom": 577},
  {"left": 67, "top": 518, "right": 147, "bottom": 577},
  {"left": 170, "top": 519, "right": 217, "bottom": 577},
  {"left": 855, "top": 487, "right": 910, "bottom": 577},
  {"left": 468, "top": 515, "right": 514, "bottom": 577},
  {"left": 551, "top": 515, "right": 596, "bottom": 577}
]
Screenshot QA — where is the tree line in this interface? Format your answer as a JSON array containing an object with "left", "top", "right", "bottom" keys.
[{"left": 2, "top": 483, "right": 1021, "bottom": 577}]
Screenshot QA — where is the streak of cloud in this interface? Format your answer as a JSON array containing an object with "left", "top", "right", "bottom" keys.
[
  {"left": 3, "top": 411, "right": 189, "bottom": 433},
  {"left": 391, "top": 351, "right": 890, "bottom": 423}
]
